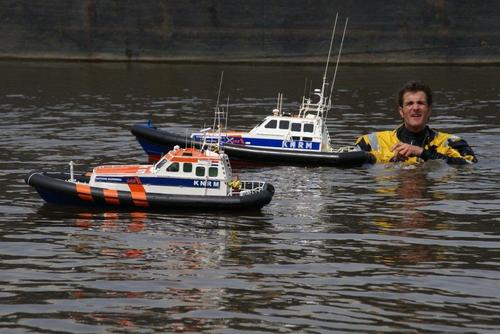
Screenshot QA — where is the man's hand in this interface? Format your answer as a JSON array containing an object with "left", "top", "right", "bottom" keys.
[{"left": 391, "top": 142, "right": 424, "bottom": 160}]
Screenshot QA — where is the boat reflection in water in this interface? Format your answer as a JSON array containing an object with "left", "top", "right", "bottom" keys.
[{"left": 50, "top": 208, "right": 267, "bottom": 332}]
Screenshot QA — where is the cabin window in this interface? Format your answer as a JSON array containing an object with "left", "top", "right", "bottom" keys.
[
  {"left": 279, "top": 120, "right": 290, "bottom": 130},
  {"left": 167, "top": 162, "right": 179, "bottom": 172},
  {"left": 155, "top": 159, "right": 168, "bottom": 170},
  {"left": 183, "top": 163, "right": 193, "bottom": 173},
  {"left": 302, "top": 137, "right": 312, "bottom": 141},
  {"left": 264, "top": 120, "right": 277, "bottom": 129},
  {"left": 195, "top": 166, "right": 205, "bottom": 177},
  {"left": 304, "top": 124, "right": 314, "bottom": 133},
  {"left": 291, "top": 136, "right": 301, "bottom": 141},
  {"left": 291, "top": 123, "right": 302, "bottom": 132},
  {"left": 208, "top": 167, "right": 218, "bottom": 177},
  {"left": 253, "top": 120, "right": 265, "bottom": 129}
]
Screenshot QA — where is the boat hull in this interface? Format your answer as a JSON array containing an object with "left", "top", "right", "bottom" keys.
[
  {"left": 131, "top": 123, "right": 373, "bottom": 167},
  {"left": 25, "top": 172, "right": 274, "bottom": 211},
  {"left": 131, "top": 123, "right": 201, "bottom": 161},
  {"left": 223, "top": 144, "right": 373, "bottom": 167}
]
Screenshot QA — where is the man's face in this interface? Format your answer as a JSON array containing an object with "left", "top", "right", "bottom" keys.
[{"left": 398, "top": 91, "right": 432, "bottom": 133}]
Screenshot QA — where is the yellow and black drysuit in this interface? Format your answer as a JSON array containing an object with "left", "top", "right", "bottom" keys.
[{"left": 355, "top": 125, "right": 477, "bottom": 165}]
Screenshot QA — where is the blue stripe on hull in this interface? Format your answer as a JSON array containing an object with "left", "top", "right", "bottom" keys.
[
  {"left": 138, "top": 133, "right": 321, "bottom": 157},
  {"left": 241, "top": 138, "right": 320, "bottom": 150},
  {"left": 192, "top": 135, "right": 321, "bottom": 151}
]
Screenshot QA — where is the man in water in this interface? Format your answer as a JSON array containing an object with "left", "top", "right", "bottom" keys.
[{"left": 355, "top": 80, "right": 477, "bottom": 164}]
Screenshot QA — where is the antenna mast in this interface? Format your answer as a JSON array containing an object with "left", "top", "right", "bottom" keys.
[
  {"left": 323, "top": 13, "right": 339, "bottom": 84},
  {"left": 319, "top": 13, "right": 338, "bottom": 126},
  {"left": 328, "top": 17, "right": 348, "bottom": 107},
  {"left": 225, "top": 96, "right": 229, "bottom": 131},
  {"left": 213, "top": 71, "right": 224, "bottom": 132}
]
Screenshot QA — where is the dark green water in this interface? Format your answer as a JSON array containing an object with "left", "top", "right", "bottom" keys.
[{"left": 0, "top": 62, "right": 499, "bottom": 333}]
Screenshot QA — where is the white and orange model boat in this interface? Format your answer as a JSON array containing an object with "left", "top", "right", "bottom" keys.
[{"left": 25, "top": 146, "right": 274, "bottom": 211}]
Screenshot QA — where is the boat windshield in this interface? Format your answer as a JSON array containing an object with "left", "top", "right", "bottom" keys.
[
  {"left": 155, "top": 158, "right": 168, "bottom": 171},
  {"left": 251, "top": 120, "right": 265, "bottom": 130}
]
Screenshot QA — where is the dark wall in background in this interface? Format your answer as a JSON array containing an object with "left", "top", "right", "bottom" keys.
[{"left": 0, "top": 0, "right": 498, "bottom": 64}]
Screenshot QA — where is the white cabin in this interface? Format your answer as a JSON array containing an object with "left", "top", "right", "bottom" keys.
[{"left": 89, "top": 147, "right": 233, "bottom": 196}]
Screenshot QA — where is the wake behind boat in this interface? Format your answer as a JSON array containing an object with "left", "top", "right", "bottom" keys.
[
  {"left": 25, "top": 146, "right": 274, "bottom": 211},
  {"left": 131, "top": 15, "right": 373, "bottom": 167}
]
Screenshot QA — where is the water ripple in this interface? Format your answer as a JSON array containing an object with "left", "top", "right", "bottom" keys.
[{"left": 0, "top": 63, "right": 499, "bottom": 333}]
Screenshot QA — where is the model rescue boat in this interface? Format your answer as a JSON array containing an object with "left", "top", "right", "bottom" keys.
[{"left": 25, "top": 146, "right": 274, "bottom": 211}]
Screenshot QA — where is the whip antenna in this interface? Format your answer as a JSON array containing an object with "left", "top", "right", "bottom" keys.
[
  {"left": 213, "top": 71, "right": 224, "bottom": 131},
  {"left": 225, "top": 96, "right": 229, "bottom": 131},
  {"left": 216, "top": 71, "right": 224, "bottom": 108},
  {"left": 323, "top": 13, "right": 338, "bottom": 82},
  {"left": 328, "top": 17, "right": 348, "bottom": 104}
]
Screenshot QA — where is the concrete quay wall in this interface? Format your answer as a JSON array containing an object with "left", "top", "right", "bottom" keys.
[{"left": 1, "top": 0, "right": 498, "bottom": 64}]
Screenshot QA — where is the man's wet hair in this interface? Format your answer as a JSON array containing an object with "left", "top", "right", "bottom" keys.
[{"left": 398, "top": 80, "right": 433, "bottom": 107}]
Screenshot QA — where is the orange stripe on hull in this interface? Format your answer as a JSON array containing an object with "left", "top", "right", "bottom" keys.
[
  {"left": 131, "top": 193, "right": 149, "bottom": 207},
  {"left": 103, "top": 189, "right": 120, "bottom": 205},
  {"left": 76, "top": 184, "right": 93, "bottom": 202},
  {"left": 128, "top": 178, "right": 149, "bottom": 207}
]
